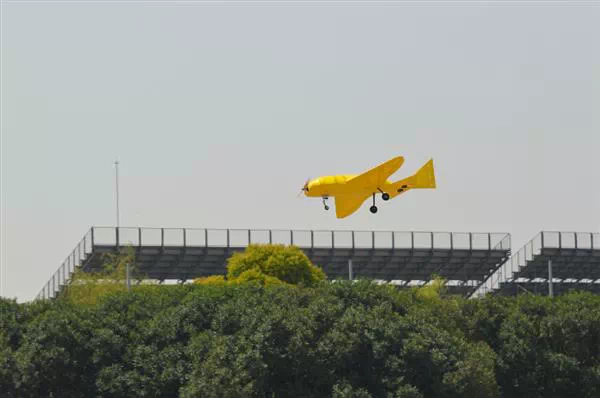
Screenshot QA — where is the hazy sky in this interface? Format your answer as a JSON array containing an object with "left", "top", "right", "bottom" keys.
[{"left": 2, "top": 1, "right": 599, "bottom": 301}]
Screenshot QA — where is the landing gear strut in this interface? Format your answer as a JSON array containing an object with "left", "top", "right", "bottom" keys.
[
  {"left": 322, "top": 197, "right": 329, "bottom": 211},
  {"left": 370, "top": 193, "right": 378, "bottom": 214},
  {"left": 377, "top": 188, "right": 390, "bottom": 201}
]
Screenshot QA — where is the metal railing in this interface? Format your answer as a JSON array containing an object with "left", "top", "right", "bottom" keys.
[
  {"left": 35, "top": 227, "right": 511, "bottom": 300},
  {"left": 90, "top": 226, "right": 511, "bottom": 251},
  {"left": 36, "top": 229, "right": 94, "bottom": 300},
  {"left": 473, "top": 231, "right": 600, "bottom": 297}
]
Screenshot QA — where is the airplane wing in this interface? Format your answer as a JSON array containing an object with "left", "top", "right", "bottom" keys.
[
  {"left": 346, "top": 156, "right": 404, "bottom": 190},
  {"left": 335, "top": 194, "right": 370, "bottom": 218}
]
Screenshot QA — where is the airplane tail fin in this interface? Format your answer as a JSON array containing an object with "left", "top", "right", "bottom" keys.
[
  {"left": 410, "top": 158, "right": 436, "bottom": 189},
  {"left": 390, "top": 159, "right": 436, "bottom": 197}
]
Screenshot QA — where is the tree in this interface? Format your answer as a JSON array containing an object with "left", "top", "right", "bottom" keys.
[
  {"left": 206, "top": 244, "right": 327, "bottom": 286},
  {"left": 193, "top": 275, "right": 227, "bottom": 286},
  {"left": 61, "top": 248, "right": 140, "bottom": 306},
  {"left": 13, "top": 304, "right": 97, "bottom": 397},
  {"left": 7, "top": 268, "right": 600, "bottom": 397}
]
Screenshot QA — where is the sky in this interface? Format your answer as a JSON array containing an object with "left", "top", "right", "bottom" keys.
[{"left": 1, "top": 0, "right": 599, "bottom": 302}]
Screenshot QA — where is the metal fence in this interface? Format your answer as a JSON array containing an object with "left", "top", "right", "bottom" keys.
[
  {"left": 90, "top": 227, "right": 511, "bottom": 251},
  {"left": 36, "top": 227, "right": 511, "bottom": 300},
  {"left": 473, "top": 231, "right": 600, "bottom": 297},
  {"left": 36, "top": 229, "right": 94, "bottom": 300}
]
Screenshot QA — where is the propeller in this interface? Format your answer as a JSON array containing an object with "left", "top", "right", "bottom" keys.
[{"left": 297, "top": 178, "right": 310, "bottom": 197}]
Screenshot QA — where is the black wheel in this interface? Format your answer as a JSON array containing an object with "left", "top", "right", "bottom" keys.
[
  {"left": 324, "top": 205, "right": 330, "bottom": 211},
  {"left": 369, "top": 205, "right": 378, "bottom": 214},
  {"left": 382, "top": 193, "right": 390, "bottom": 201}
]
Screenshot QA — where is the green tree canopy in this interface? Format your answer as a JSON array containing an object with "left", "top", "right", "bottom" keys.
[
  {"left": 225, "top": 244, "right": 327, "bottom": 286},
  {"left": 3, "top": 251, "right": 600, "bottom": 397}
]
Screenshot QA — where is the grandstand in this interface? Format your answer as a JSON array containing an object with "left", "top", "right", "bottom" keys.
[
  {"left": 36, "top": 227, "right": 511, "bottom": 299},
  {"left": 474, "top": 231, "right": 600, "bottom": 297}
]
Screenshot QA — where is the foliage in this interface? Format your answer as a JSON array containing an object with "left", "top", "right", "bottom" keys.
[
  {"left": 226, "top": 244, "right": 327, "bottom": 286},
  {"left": 2, "top": 265, "right": 600, "bottom": 397},
  {"left": 414, "top": 275, "right": 447, "bottom": 302},
  {"left": 232, "top": 268, "right": 286, "bottom": 286},
  {"left": 193, "top": 275, "right": 227, "bottom": 286},
  {"left": 61, "top": 248, "right": 140, "bottom": 306}
]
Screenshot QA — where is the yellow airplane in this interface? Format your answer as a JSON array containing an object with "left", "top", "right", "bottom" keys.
[{"left": 300, "top": 156, "right": 436, "bottom": 218}]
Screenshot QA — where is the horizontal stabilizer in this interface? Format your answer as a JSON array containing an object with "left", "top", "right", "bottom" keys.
[{"left": 389, "top": 159, "right": 436, "bottom": 199}]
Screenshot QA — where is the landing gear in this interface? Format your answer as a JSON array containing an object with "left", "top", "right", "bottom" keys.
[
  {"left": 322, "top": 197, "right": 329, "bottom": 211},
  {"left": 370, "top": 193, "right": 378, "bottom": 214},
  {"left": 377, "top": 188, "right": 390, "bottom": 201}
]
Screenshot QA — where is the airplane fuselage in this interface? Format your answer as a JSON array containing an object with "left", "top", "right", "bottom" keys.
[{"left": 304, "top": 175, "right": 394, "bottom": 198}]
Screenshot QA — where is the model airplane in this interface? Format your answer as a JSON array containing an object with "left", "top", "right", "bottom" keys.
[{"left": 300, "top": 156, "right": 436, "bottom": 218}]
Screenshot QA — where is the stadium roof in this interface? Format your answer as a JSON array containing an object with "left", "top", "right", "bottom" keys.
[{"left": 36, "top": 227, "right": 511, "bottom": 299}]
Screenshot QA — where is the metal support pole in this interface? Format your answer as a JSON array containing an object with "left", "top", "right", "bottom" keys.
[
  {"left": 548, "top": 259, "right": 553, "bottom": 297},
  {"left": 348, "top": 259, "right": 353, "bottom": 281},
  {"left": 115, "top": 160, "right": 120, "bottom": 227},
  {"left": 558, "top": 232, "right": 562, "bottom": 248},
  {"left": 125, "top": 227, "right": 131, "bottom": 293},
  {"left": 126, "top": 262, "right": 131, "bottom": 292},
  {"left": 115, "top": 160, "right": 120, "bottom": 248}
]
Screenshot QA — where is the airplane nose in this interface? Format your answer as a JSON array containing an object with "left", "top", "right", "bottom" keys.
[{"left": 298, "top": 179, "right": 310, "bottom": 197}]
